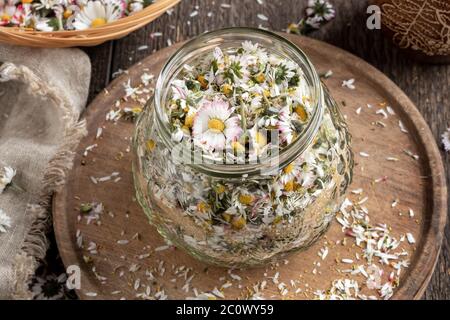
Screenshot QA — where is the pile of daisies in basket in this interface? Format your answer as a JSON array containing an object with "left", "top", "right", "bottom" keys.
[{"left": 0, "top": 0, "right": 153, "bottom": 31}]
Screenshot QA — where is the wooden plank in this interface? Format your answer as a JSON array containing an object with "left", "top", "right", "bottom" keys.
[{"left": 82, "top": 42, "right": 114, "bottom": 103}]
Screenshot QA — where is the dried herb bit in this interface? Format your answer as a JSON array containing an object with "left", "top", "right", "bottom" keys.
[{"left": 80, "top": 203, "right": 93, "bottom": 213}]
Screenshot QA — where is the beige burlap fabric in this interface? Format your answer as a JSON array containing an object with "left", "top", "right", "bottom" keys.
[{"left": 0, "top": 44, "right": 90, "bottom": 299}]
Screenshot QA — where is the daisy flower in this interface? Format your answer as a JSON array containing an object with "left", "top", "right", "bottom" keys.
[
  {"left": 72, "top": 0, "right": 122, "bottom": 30},
  {"left": 0, "top": 209, "right": 11, "bottom": 233},
  {"left": 0, "top": 1, "right": 24, "bottom": 26},
  {"left": 192, "top": 98, "right": 242, "bottom": 151},
  {"left": 32, "top": 273, "right": 67, "bottom": 300},
  {"left": 280, "top": 161, "right": 301, "bottom": 184},
  {"left": 242, "top": 40, "right": 259, "bottom": 53},
  {"left": 287, "top": 0, "right": 335, "bottom": 35},
  {"left": 307, "top": 0, "right": 335, "bottom": 22},
  {"left": 0, "top": 166, "right": 16, "bottom": 194}
]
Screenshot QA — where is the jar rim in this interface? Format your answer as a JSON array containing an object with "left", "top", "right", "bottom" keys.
[{"left": 153, "top": 27, "right": 324, "bottom": 178}]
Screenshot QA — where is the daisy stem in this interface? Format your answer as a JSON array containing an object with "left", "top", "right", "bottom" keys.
[{"left": 262, "top": 93, "right": 271, "bottom": 108}]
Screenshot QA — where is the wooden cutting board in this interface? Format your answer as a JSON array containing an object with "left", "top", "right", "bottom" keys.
[{"left": 53, "top": 34, "right": 447, "bottom": 300}]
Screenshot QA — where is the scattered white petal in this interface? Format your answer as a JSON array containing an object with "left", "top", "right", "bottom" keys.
[
  {"left": 342, "top": 259, "right": 354, "bottom": 264},
  {"left": 386, "top": 106, "right": 395, "bottom": 115},
  {"left": 399, "top": 120, "right": 408, "bottom": 133},
  {"left": 441, "top": 128, "right": 450, "bottom": 152},
  {"left": 403, "top": 149, "right": 419, "bottom": 160},
  {"left": 342, "top": 79, "right": 355, "bottom": 89},
  {"left": 359, "top": 152, "right": 369, "bottom": 158},
  {"left": 323, "top": 70, "right": 333, "bottom": 78},
  {"left": 85, "top": 292, "right": 98, "bottom": 297},
  {"left": 376, "top": 109, "right": 388, "bottom": 119},
  {"left": 319, "top": 247, "right": 329, "bottom": 260},
  {"left": 155, "top": 245, "right": 170, "bottom": 252},
  {"left": 406, "top": 233, "right": 416, "bottom": 244},
  {"left": 257, "top": 13, "right": 268, "bottom": 21}
]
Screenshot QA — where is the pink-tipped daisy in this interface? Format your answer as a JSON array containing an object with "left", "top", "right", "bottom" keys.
[
  {"left": 0, "top": 3, "right": 23, "bottom": 26},
  {"left": 192, "top": 98, "right": 242, "bottom": 151}
]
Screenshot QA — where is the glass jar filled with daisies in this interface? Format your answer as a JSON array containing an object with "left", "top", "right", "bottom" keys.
[{"left": 133, "top": 28, "right": 354, "bottom": 267}]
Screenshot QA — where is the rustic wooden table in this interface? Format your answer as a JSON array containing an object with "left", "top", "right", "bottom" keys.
[{"left": 80, "top": 0, "right": 449, "bottom": 299}]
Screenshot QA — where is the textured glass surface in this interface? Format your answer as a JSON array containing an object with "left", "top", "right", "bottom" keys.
[{"left": 132, "top": 29, "right": 353, "bottom": 267}]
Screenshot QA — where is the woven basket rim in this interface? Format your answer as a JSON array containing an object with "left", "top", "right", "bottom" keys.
[
  {"left": 0, "top": 0, "right": 180, "bottom": 47},
  {"left": 0, "top": 0, "right": 178, "bottom": 36}
]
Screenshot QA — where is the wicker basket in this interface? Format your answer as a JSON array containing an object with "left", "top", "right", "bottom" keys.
[{"left": 0, "top": 0, "right": 180, "bottom": 48}]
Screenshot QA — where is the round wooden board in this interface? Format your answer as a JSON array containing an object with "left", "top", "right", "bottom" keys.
[{"left": 53, "top": 34, "right": 447, "bottom": 300}]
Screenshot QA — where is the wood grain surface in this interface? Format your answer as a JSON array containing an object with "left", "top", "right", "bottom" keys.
[
  {"left": 76, "top": 0, "right": 449, "bottom": 299},
  {"left": 53, "top": 33, "right": 446, "bottom": 300}
]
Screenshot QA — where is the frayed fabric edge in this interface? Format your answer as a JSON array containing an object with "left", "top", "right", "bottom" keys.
[{"left": 0, "top": 62, "right": 87, "bottom": 299}]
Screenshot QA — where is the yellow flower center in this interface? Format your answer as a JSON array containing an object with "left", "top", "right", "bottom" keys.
[
  {"left": 231, "top": 216, "right": 246, "bottom": 230},
  {"left": 284, "top": 180, "right": 296, "bottom": 192},
  {"left": 283, "top": 162, "right": 295, "bottom": 174},
  {"left": 184, "top": 114, "right": 195, "bottom": 128},
  {"left": 273, "top": 215, "right": 283, "bottom": 224},
  {"left": 231, "top": 141, "right": 245, "bottom": 153},
  {"left": 255, "top": 73, "right": 265, "bottom": 83},
  {"left": 91, "top": 18, "right": 107, "bottom": 28},
  {"left": 146, "top": 139, "right": 156, "bottom": 151},
  {"left": 181, "top": 125, "right": 190, "bottom": 134},
  {"left": 239, "top": 194, "right": 254, "bottom": 205},
  {"left": 197, "top": 75, "right": 208, "bottom": 89},
  {"left": 197, "top": 201, "right": 210, "bottom": 213},
  {"left": 222, "top": 213, "right": 232, "bottom": 222},
  {"left": 63, "top": 9, "right": 73, "bottom": 19},
  {"left": 208, "top": 118, "right": 225, "bottom": 132},
  {"left": 294, "top": 105, "right": 308, "bottom": 122},
  {"left": 221, "top": 83, "right": 233, "bottom": 95},
  {"left": 131, "top": 107, "right": 142, "bottom": 114},
  {"left": 1, "top": 14, "right": 11, "bottom": 21},
  {"left": 216, "top": 184, "right": 226, "bottom": 194},
  {"left": 255, "top": 131, "right": 267, "bottom": 147}
]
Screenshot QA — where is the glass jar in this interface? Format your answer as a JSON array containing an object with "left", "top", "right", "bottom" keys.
[{"left": 132, "top": 28, "right": 353, "bottom": 267}]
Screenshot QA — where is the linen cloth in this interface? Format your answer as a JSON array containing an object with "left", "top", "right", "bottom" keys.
[{"left": 0, "top": 44, "right": 90, "bottom": 299}]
